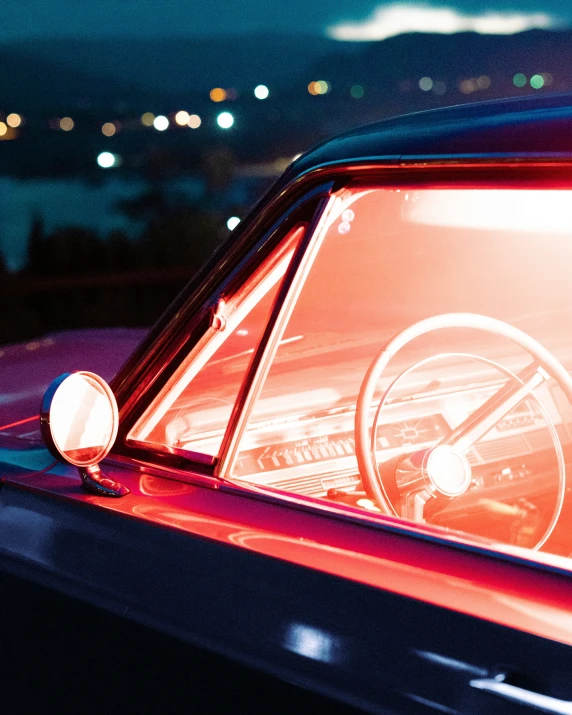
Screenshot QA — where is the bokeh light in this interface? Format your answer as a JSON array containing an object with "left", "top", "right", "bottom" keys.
[
  {"left": 541, "top": 72, "right": 553, "bottom": 86},
  {"left": 153, "top": 115, "right": 169, "bottom": 131},
  {"left": 530, "top": 74, "right": 544, "bottom": 89},
  {"left": 141, "top": 112, "right": 155, "bottom": 127},
  {"left": 188, "top": 114, "right": 201, "bottom": 129},
  {"left": 254, "top": 85, "right": 269, "bottom": 99},
  {"left": 59, "top": 117, "right": 74, "bottom": 131},
  {"left": 350, "top": 84, "right": 364, "bottom": 99},
  {"left": 175, "top": 110, "right": 190, "bottom": 126},
  {"left": 227, "top": 216, "right": 241, "bottom": 230},
  {"left": 513, "top": 73, "right": 527, "bottom": 87},
  {"left": 97, "top": 152, "right": 118, "bottom": 168},
  {"left": 0, "top": 122, "right": 7, "bottom": 137},
  {"left": 308, "top": 80, "right": 330, "bottom": 95},
  {"left": 101, "top": 122, "right": 116, "bottom": 137},
  {"left": 459, "top": 78, "right": 477, "bottom": 94},
  {"left": 433, "top": 81, "right": 447, "bottom": 95},
  {"left": 217, "top": 111, "right": 234, "bottom": 129},
  {"left": 6, "top": 113, "right": 22, "bottom": 128},
  {"left": 210, "top": 87, "right": 227, "bottom": 102},
  {"left": 419, "top": 76, "right": 433, "bottom": 91}
]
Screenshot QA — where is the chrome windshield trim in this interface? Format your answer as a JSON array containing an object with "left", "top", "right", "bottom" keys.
[{"left": 216, "top": 192, "right": 337, "bottom": 478}]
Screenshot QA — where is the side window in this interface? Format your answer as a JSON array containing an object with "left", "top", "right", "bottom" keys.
[
  {"left": 231, "top": 187, "right": 572, "bottom": 560},
  {"left": 128, "top": 223, "right": 306, "bottom": 459}
]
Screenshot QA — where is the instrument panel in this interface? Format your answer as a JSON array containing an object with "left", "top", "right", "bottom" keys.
[{"left": 234, "top": 382, "right": 572, "bottom": 498}]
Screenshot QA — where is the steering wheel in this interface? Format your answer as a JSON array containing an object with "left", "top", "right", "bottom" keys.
[{"left": 355, "top": 313, "right": 572, "bottom": 550}]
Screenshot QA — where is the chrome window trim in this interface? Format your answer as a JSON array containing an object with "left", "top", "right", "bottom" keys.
[
  {"left": 216, "top": 192, "right": 338, "bottom": 477},
  {"left": 217, "top": 186, "right": 379, "bottom": 479},
  {"left": 215, "top": 475, "right": 572, "bottom": 581}
]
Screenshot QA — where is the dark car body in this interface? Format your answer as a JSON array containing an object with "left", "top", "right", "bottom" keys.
[{"left": 3, "top": 94, "right": 572, "bottom": 714}]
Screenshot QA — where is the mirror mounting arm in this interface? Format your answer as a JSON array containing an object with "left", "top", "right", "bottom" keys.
[{"left": 79, "top": 464, "right": 130, "bottom": 497}]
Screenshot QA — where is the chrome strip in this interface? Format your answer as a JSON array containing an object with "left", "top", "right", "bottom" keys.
[
  {"left": 470, "top": 675, "right": 572, "bottom": 714},
  {"left": 216, "top": 191, "right": 340, "bottom": 478}
]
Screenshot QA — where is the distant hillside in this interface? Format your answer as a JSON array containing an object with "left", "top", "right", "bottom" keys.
[
  {"left": 0, "top": 45, "right": 170, "bottom": 112},
  {"left": 5, "top": 33, "right": 356, "bottom": 97},
  {"left": 306, "top": 29, "right": 572, "bottom": 94},
  {"left": 2, "top": 29, "right": 571, "bottom": 116}
]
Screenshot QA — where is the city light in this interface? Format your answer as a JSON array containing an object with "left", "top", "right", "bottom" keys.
[
  {"left": 210, "top": 87, "right": 227, "bottom": 102},
  {"left": 254, "top": 84, "right": 269, "bottom": 99},
  {"left": 59, "top": 117, "right": 74, "bottom": 131},
  {"left": 175, "top": 110, "right": 190, "bottom": 126},
  {"left": 308, "top": 80, "right": 330, "bottom": 95},
  {"left": 188, "top": 114, "right": 201, "bottom": 129},
  {"left": 141, "top": 112, "right": 155, "bottom": 127},
  {"left": 97, "top": 152, "right": 119, "bottom": 169},
  {"left": 530, "top": 74, "right": 544, "bottom": 89},
  {"left": 6, "top": 113, "right": 22, "bottom": 128},
  {"left": 227, "top": 216, "right": 241, "bottom": 230},
  {"left": 0, "top": 122, "right": 7, "bottom": 137},
  {"left": 153, "top": 115, "right": 169, "bottom": 131},
  {"left": 459, "top": 78, "right": 477, "bottom": 94},
  {"left": 217, "top": 111, "right": 234, "bottom": 129},
  {"left": 101, "top": 122, "right": 116, "bottom": 137},
  {"left": 541, "top": 72, "right": 554, "bottom": 86},
  {"left": 513, "top": 73, "right": 527, "bottom": 87}
]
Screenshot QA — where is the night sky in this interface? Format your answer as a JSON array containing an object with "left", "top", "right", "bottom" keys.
[{"left": 0, "top": 0, "right": 570, "bottom": 40}]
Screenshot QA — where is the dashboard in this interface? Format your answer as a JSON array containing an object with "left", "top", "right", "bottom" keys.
[{"left": 235, "top": 381, "right": 572, "bottom": 491}]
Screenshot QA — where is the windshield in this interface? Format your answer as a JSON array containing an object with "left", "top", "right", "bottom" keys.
[{"left": 232, "top": 185, "right": 572, "bottom": 554}]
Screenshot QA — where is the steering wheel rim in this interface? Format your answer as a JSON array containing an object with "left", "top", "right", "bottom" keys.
[{"left": 355, "top": 313, "right": 572, "bottom": 548}]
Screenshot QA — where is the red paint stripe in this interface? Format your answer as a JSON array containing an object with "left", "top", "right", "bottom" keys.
[{"left": 0, "top": 415, "right": 39, "bottom": 432}]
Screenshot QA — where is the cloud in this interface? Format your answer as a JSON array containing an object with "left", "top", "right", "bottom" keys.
[{"left": 327, "top": 4, "right": 558, "bottom": 41}]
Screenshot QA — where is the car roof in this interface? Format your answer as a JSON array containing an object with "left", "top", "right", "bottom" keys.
[{"left": 280, "top": 93, "right": 572, "bottom": 185}]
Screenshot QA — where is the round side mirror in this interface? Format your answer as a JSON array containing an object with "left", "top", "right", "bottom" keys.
[{"left": 41, "top": 371, "right": 119, "bottom": 468}]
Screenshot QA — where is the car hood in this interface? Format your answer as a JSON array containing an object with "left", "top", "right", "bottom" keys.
[{"left": 0, "top": 328, "right": 147, "bottom": 439}]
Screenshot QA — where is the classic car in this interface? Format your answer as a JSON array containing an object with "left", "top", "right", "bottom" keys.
[{"left": 3, "top": 92, "right": 572, "bottom": 714}]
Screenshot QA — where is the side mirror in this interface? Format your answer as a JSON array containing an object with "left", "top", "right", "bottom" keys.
[{"left": 41, "top": 372, "right": 129, "bottom": 497}]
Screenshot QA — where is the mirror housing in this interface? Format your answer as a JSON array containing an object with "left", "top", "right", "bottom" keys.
[{"left": 41, "top": 372, "right": 129, "bottom": 497}]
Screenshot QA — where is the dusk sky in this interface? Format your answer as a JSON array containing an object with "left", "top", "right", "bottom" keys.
[{"left": 0, "top": 0, "right": 570, "bottom": 41}]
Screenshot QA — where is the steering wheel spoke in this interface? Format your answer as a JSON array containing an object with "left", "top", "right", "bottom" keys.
[{"left": 443, "top": 362, "right": 549, "bottom": 454}]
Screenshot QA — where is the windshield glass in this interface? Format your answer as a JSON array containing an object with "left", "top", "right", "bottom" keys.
[{"left": 233, "top": 186, "right": 572, "bottom": 556}]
